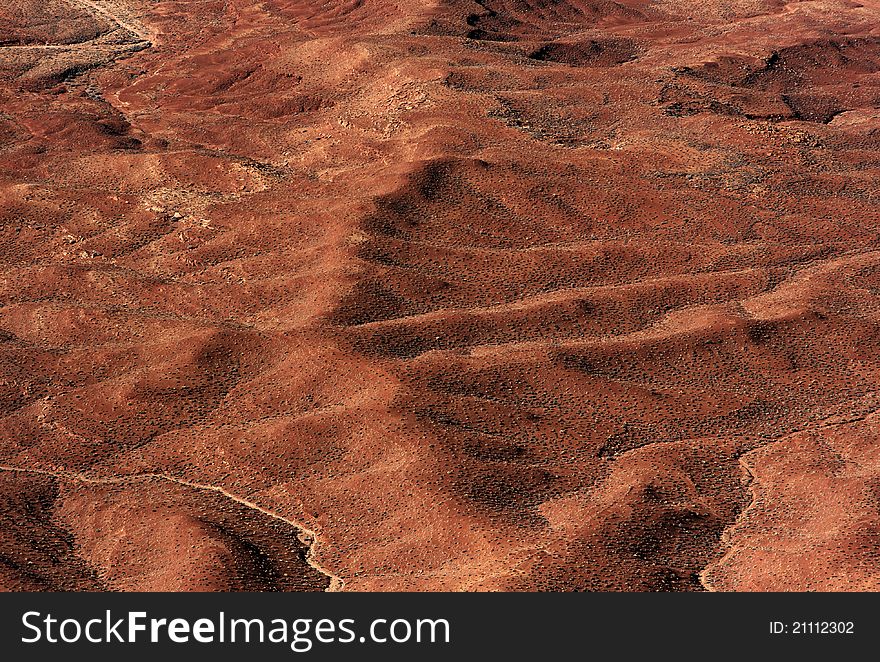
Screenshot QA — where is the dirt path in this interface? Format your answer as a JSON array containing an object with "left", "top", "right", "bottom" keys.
[
  {"left": 699, "top": 406, "right": 880, "bottom": 591},
  {"left": 0, "top": 464, "right": 344, "bottom": 592},
  {"left": 0, "top": 0, "right": 152, "bottom": 51},
  {"left": 75, "top": 0, "right": 150, "bottom": 41}
]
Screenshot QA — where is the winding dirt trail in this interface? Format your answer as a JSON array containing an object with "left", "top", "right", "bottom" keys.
[
  {"left": 0, "top": 0, "right": 151, "bottom": 51},
  {"left": 0, "top": 464, "right": 343, "bottom": 591},
  {"left": 75, "top": 0, "right": 150, "bottom": 42}
]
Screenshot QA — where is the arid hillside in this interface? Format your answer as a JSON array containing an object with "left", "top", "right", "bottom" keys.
[{"left": 2, "top": 0, "right": 880, "bottom": 591}]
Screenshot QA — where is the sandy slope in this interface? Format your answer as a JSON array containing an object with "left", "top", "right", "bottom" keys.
[{"left": 1, "top": 0, "right": 880, "bottom": 590}]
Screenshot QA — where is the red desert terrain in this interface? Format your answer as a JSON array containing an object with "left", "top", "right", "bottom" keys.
[{"left": 1, "top": 0, "right": 880, "bottom": 592}]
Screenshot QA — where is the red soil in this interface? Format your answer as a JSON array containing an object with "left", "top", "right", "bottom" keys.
[{"left": 1, "top": 0, "right": 880, "bottom": 591}]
